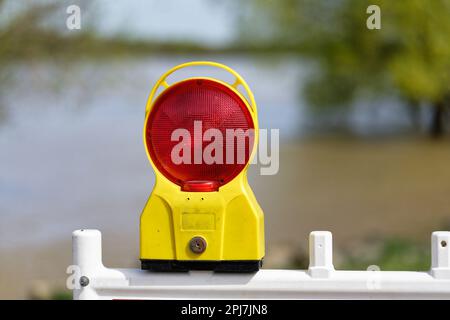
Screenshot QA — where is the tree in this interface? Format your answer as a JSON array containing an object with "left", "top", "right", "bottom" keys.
[{"left": 241, "top": 0, "right": 450, "bottom": 137}]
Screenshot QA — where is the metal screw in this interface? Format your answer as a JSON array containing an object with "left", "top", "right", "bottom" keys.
[
  {"left": 79, "top": 276, "right": 90, "bottom": 287},
  {"left": 189, "top": 236, "right": 207, "bottom": 254}
]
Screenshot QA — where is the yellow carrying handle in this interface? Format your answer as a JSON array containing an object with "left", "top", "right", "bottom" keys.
[{"left": 145, "top": 61, "right": 257, "bottom": 115}]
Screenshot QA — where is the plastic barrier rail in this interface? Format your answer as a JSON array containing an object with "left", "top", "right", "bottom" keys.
[{"left": 72, "top": 229, "right": 450, "bottom": 300}]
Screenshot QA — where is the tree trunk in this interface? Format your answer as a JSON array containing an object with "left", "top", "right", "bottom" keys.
[
  {"left": 430, "top": 101, "right": 445, "bottom": 138},
  {"left": 406, "top": 100, "right": 420, "bottom": 130}
]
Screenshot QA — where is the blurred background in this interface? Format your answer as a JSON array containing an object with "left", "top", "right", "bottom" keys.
[{"left": 1, "top": 0, "right": 450, "bottom": 299}]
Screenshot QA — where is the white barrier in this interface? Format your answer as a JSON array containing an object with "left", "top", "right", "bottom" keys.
[{"left": 72, "top": 229, "right": 450, "bottom": 300}]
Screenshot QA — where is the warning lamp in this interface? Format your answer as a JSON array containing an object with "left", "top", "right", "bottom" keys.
[{"left": 140, "top": 61, "right": 265, "bottom": 272}]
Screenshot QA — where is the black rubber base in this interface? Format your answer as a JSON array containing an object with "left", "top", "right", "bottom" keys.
[{"left": 141, "top": 259, "right": 263, "bottom": 273}]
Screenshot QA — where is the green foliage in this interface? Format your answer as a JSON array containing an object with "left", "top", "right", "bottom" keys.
[
  {"left": 50, "top": 289, "right": 72, "bottom": 300},
  {"left": 244, "top": 0, "right": 450, "bottom": 108},
  {"left": 341, "top": 238, "right": 430, "bottom": 271},
  {"left": 0, "top": 1, "right": 218, "bottom": 63}
]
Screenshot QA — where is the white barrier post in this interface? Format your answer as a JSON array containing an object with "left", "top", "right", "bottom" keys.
[
  {"left": 72, "top": 229, "right": 128, "bottom": 300},
  {"left": 431, "top": 231, "right": 450, "bottom": 279},
  {"left": 308, "top": 231, "right": 334, "bottom": 278}
]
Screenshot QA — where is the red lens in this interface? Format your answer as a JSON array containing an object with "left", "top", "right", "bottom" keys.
[{"left": 145, "top": 78, "right": 254, "bottom": 191}]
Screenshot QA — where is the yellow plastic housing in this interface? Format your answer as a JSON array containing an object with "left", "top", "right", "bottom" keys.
[{"left": 140, "top": 61, "right": 265, "bottom": 265}]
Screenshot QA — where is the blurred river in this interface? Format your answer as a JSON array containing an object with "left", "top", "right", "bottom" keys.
[
  {"left": 0, "top": 55, "right": 305, "bottom": 250},
  {"left": 0, "top": 55, "right": 442, "bottom": 248}
]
